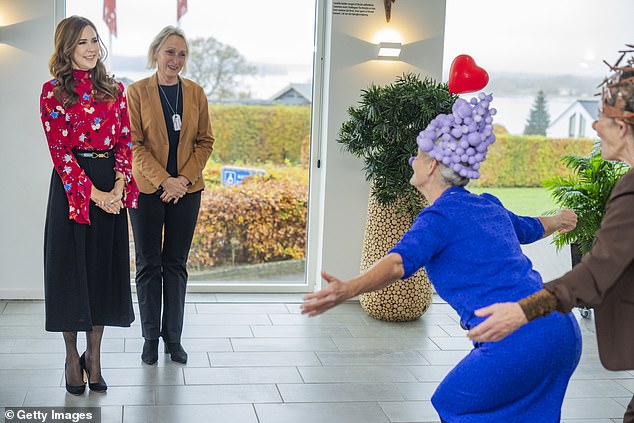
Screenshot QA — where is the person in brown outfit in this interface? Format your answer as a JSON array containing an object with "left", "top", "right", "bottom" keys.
[{"left": 467, "top": 44, "right": 634, "bottom": 423}]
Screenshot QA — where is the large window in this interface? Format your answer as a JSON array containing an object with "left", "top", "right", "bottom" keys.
[{"left": 66, "top": 0, "right": 318, "bottom": 291}]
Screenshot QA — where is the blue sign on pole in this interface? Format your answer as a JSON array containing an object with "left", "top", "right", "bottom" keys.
[{"left": 221, "top": 166, "right": 266, "bottom": 186}]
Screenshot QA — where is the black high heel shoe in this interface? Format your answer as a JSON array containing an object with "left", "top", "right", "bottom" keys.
[
  {"left": 79, "top": 352, "right": 108, "bottom": 392},
  {"left": 64, "top": 361, "right": 86, "bottom": 395}
]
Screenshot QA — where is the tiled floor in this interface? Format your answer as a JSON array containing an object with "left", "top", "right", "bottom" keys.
[{"left": 0, "top": 293, "right": 630, "bottom": 423}]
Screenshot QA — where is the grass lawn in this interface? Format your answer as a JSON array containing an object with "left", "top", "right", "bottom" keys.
[{"left": 468, "top": 187, "right": 556, "bottom": 217}]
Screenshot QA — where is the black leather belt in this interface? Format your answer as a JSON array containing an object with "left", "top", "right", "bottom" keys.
[{"left": 73, "top": 150, "right": 113, "bottom": 159}]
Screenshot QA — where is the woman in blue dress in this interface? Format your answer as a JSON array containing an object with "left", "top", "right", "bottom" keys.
[{"left": 302, "top": 93, "right": 582, "bottom": 422}]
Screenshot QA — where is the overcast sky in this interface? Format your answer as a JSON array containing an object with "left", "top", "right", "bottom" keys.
[
  {"left": 443, "top": 0, "right": 633, "bottom": 78},
  {"left": 65, "top": 0, "right": 633, "bottom": 95}
]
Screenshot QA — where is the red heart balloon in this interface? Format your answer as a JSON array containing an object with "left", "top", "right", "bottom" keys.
[{"left": 448, "top": 55, "right": 489, "bottom": 94}]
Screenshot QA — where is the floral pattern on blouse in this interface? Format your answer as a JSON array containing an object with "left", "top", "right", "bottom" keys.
[{"left": 40, "top": 69, "right": 139, "bottom": 224}]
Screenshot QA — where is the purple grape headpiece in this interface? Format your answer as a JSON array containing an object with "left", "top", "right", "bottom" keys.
[{"left": 415, "top": 93, "right": 496, "bottom": 179}]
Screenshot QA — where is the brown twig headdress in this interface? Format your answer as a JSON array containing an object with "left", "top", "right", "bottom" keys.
[{"left": 598, "top": 44, "right": 634, "bottom": 125}]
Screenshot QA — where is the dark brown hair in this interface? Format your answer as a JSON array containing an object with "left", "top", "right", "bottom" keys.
[{"left": 48, "top": 15, "right": 120, "bottom": 107}]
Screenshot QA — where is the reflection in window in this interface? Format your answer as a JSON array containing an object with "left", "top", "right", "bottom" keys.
[
  {"left": 568, "top": 114, "right": 577, "bottom": 138},
  {"left": 579, "top": 114, "right": 586, "bottom": 138}
]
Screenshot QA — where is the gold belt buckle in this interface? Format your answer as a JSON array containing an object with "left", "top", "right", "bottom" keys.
[{"left": 92, "top": 152, "right": 109, "bottom": 159}]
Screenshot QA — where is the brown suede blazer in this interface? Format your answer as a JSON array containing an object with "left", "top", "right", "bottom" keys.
[
  {"left": 545, "top": 169, "right": 634, "bottom": 370},
  {"left": 126, "top": 73, "right": 214, "bottom": 194}
]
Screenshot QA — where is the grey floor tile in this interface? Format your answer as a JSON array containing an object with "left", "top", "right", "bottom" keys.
[
  {"left": 184, "top": 313, "right": 272, "bottom": 325},
  {"left": 0, "top": 293, "right": 629, "bottom": 422},
  {"left": 345, "top": 324, "right": 449, "bottom": 338},
  {"left": 251, "top": 325, "right": 351, "bottom": 338},
  {"left": 0, "top": 313, "right": 45, "bottom": 326},
  {"left": 123, "top": 404, "right": 258, "bottom": 423},
  {"left": 298, "top": 366, "right": 418, "bottom": 383},
  {"left": 217, "top": 293, "right": 305, "bottom": 303},
  {"left": 3, "top": 302, "right": 45, "bottom": 314},
  {"left": 181, "top": 325, "right": 254, "bottom": 338},
  {"left": 429, "top": 336, "right": 474, "bottom": 351},
  {"left": 0, "top": 369, "right": 62, "bottom": 388},
  {"left": 255, "top": 402, "right": 391, "bottom": 423},
  {"left": 209, "top": 351, "right": 320, "bottom": 366},
  {"left": 0, "top": 339, "right": 15, "bottom": 353},
  {"left": 23, "top": 386, "right": 156, "bottom": 407},
  {"left": 269, "top": 313, "right": 368, "bottom": 325},
  {"left": 406, "top": 365, "right": 454, "bottom": 382},
  {"left": 379, "top": 400, "right": 441, "bottom": 422},
  {"left": 331, "top": 337, "right": 439, "bottom": 352},
  {"left": 565, "top": 379, "right": 633, "bottom": 398},
  {"left": 571, "top": 363, "right": 633, "bottom": 380},
  {"left": 561, "top": 397, "right": 626, "bottom": 419},
  {"left": 562, "top": 420, "right": 619, "bottom": 423},
  {"left": 155, "top": 384, "right": 280, "bottom": 405},
  {"left": 196, "top": 303, "right": 289, "bottom": 314},
  {"left": 184, "top": 366, "right": 302, "bottom": 384},
  {"left": 278, "top": 382, "right": 404, "bottom": 402},
  {"left": 231, "top": 336, "right": 338, "bottom": 352},
  {"left": 418, "top": 350, "right": 468, "bottom": 366},
  {"left": 316, "top": 351, "right": 429, "bottom": 366},
  {"left": 100, "top": 366, "right": 185, "bottom": 386},
  {"left": 0, "top": 386, "right": 28, "bottom": 406},
  {"left": 394, "top": 382, "right": 441, "bottom": 401}
]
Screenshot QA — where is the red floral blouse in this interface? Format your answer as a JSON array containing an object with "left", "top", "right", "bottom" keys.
[{"left": 40, "top": 69, "right": 139, "bottom": 224}]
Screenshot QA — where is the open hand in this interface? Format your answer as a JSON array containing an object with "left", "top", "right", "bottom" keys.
[
  {"left": 467, "top": 302, "right": 527, "bottom": 342},
  {"left": 301, "top": 271, "right": 352, "bottom": 317}
]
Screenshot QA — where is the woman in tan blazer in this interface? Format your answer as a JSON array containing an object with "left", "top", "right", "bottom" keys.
[
  {"left": 468, "top": 46, "right": 634, "bottom": 422},
  {"left": 126, "top": 26, "right": 214, "bottom": 365}
]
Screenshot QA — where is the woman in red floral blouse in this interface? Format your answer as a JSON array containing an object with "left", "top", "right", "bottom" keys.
[{"left": 39, "top": 15, "right": 139, "bottom": 395}]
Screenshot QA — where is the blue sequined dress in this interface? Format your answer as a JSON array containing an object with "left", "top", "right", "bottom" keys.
[{"left": 390, "top": 186, "right": 581, "bottom": 423}]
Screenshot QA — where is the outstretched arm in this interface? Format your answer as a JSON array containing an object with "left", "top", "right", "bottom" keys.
[
  {"left": 301, "top": 253, "right": 405, "bottom": 317},
  {"left": 537, "top": 208, "right": 577, "bottom": 238}
]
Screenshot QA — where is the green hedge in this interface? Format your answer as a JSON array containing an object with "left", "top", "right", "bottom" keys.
[
  {"left": 209, "top": 104, "right": 311, "bottom": 165},
  {"left": 472, "top": 135, "right": 595, "bottom": 187},
  {"left": 189, "top": 173, "right": 308, "bottom": 270}
]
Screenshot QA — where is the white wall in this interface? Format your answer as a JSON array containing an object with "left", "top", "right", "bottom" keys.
[
  {"left": 315, "top": 0, "right": 447, "bottom": 283},
  {"left": 0, "top": 0, "right": 64, "bottom": 298}
]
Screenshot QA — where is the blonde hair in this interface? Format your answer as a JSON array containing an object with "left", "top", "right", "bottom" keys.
[
  {"left": 146, "top": 26, "right": 189, "bottom": 73},
  {"left": 48, "top": 15, "right": 119, "bottom": 106}
]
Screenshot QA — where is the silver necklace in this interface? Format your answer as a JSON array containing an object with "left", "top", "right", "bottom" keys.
[{"left": 158, "top": 81, "right": 181, "bottom": 131}]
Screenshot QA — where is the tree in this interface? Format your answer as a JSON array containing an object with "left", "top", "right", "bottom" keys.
[
  {"left": 187, "top": 36, "right": 257, "bottom": 102},
  {"left": 523, "top": 90, "right": 550, "bottom": 135}
]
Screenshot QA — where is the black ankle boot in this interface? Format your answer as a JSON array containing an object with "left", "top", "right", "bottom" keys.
[
  {"left": 165, "top": 342, "right": 188, "bottom": 364},
  {"left": 142, "top": 339, "right": 159, "bottom": 365}
]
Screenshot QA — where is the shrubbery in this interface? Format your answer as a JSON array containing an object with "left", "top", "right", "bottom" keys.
[
  {"left": 472, "top": 135, "right": 595, "bottom": 187},
  {"left": 189, "top": 170, "right": 308, "bottom": 270}
]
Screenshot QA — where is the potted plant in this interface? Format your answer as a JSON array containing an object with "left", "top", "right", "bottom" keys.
[
  {"left": 543, "top": 142, "right": 629, "bottom": 265},
  {"left": 337, "top": 73, "right": 457, "bottom": 321}
]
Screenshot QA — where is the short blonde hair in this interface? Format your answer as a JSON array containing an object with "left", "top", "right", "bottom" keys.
[{"left": 146, "top": 26, "right": 189, "bottom": 72}]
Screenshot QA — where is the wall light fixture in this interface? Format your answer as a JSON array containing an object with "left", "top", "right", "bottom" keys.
[{"left": 377, "top": 42, "right": 402, "bottom": 59}]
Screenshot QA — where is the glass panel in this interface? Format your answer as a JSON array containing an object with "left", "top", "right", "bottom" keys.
[
  {"left": 579, "top": 114, "right": 586, "bottom": 137},
  {"left": 568, "top": 114, "right": 577, "bottom": 138},
  {"left": 65, "top": 0, "right": 316, "bottom": 288}
]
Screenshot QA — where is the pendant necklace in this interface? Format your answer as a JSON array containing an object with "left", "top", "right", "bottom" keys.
[{"left": 158, "top": 80, "right": 181, "bottom": 131}]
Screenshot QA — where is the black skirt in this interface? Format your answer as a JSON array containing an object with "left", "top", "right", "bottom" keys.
[{"left": 43, "top": 153, "right": 134, "bottom": 332}]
